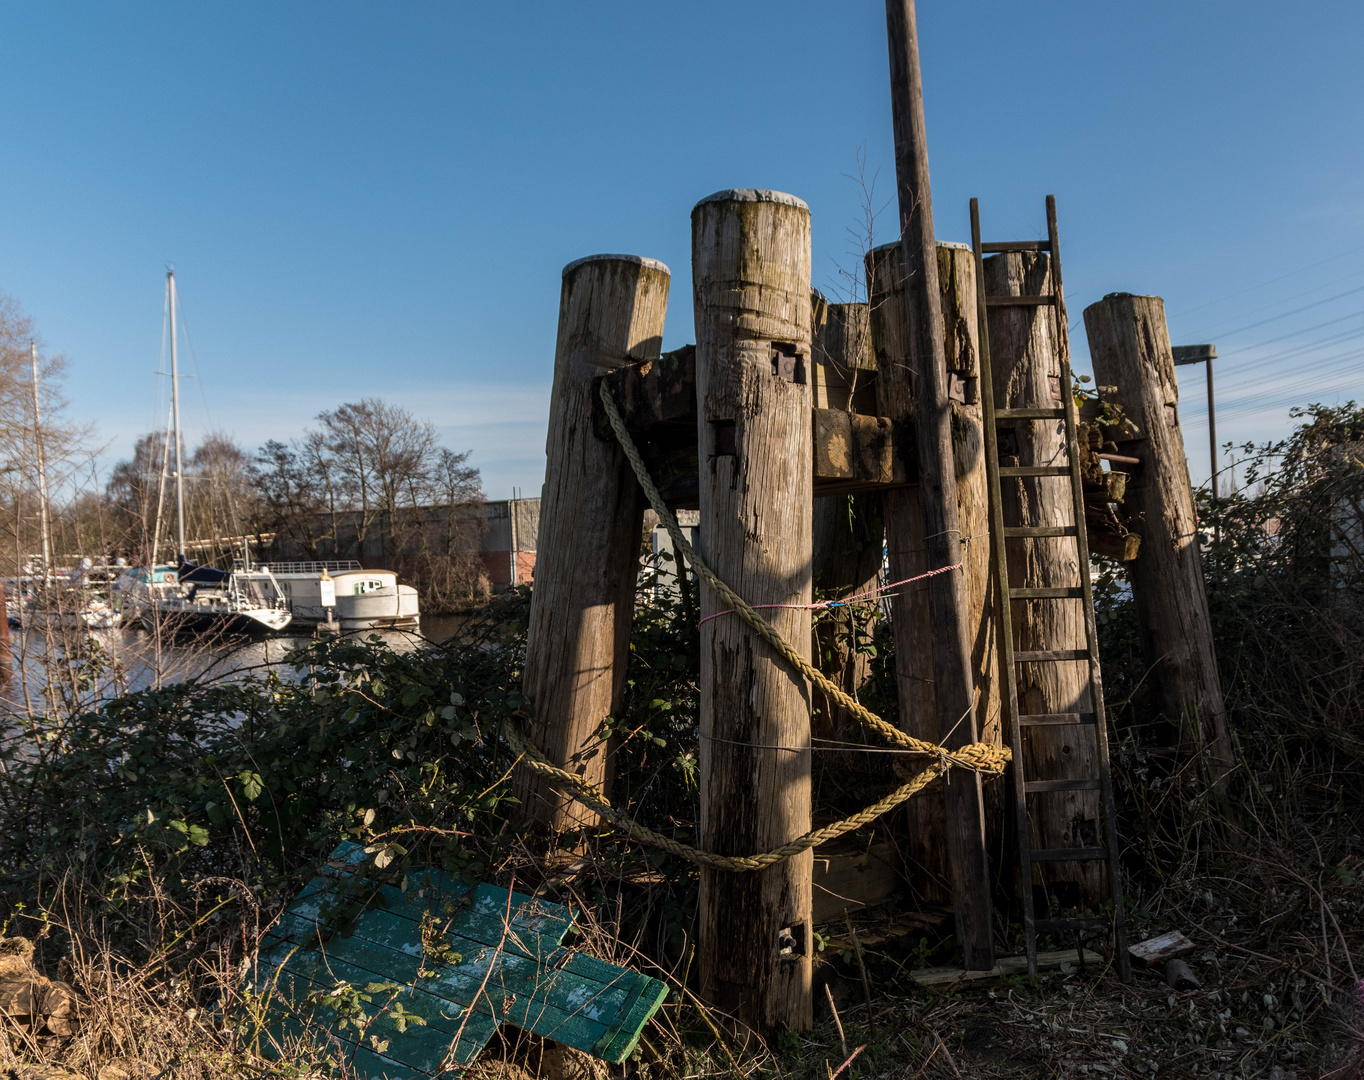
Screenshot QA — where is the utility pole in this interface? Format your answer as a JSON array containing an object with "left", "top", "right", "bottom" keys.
[{"left": 883, "top": 0, "right": 995, "bottom": 968}]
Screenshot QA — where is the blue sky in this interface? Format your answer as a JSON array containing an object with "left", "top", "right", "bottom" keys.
[{"left": 1, "top": 1, "right": 1361, "bottom": 499}]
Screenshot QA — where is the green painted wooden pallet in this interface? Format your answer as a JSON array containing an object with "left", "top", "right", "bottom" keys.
[{"left": 256, "top": 842, "right": 669, "bottom": 1078}]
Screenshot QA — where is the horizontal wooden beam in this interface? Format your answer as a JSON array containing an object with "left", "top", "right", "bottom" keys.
[{"left": 592, "top": 346, "right": 917, "bottom": 509}]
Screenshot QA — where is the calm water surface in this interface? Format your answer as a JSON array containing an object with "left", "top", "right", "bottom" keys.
[{"left": 2, "top": 612, "right": 472, "bottom": 718}]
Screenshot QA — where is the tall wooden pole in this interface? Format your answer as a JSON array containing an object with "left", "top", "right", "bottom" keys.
[
  {"left": 694, "top": 189, "right": 814, "bottom": 1036},
  {"left": 517, "top": 254, "right": 671, "bottom": 831},
  {"left": 1083, "top": 294, "right": 1234, "bottom": 789},
  {"left": 867, "top": 241, "right": 1001, "bottom": 903},
  {"left": 883, "top": 0, "right": 994, "bottom": 968}
]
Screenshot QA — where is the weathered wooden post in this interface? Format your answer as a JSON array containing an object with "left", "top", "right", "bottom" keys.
[
  {"left": 867, "top": 241, "right": 1000, "bottom": 901},
  {"left": 1083, "top": 293, "right": 1234, "bottom": 787},
  {"left": 517, "top": 254, "right": 671, "bottom": 831},
  {"left": 984, "top": 250, "right": 1105, "bottom": 905},
  {"left": 882, "top": 0, "right": 995, "bottom": 967},
  {"left": 693, "top": 189, "right": 814, "bottom": 1035},
  {"left": 811, "top": 302, "right": 884, "bottom": 742}
]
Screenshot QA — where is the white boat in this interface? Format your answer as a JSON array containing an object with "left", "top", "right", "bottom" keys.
[
  {"left": 145, "top": 559, "right": 292, "bottom": 638},
  {"left": 8, "top": 566, "right": 123, "bottom": 631},
  {"left": 134, "top": 270, "right": 293, "bottom": 639},
  {"left": 265, "top": 560, "right": 421, "bottom": 630}
]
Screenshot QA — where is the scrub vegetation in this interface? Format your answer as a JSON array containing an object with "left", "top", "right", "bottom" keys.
[{"left": 0, "top": 405, "right": 1361, "bottom": 1079}]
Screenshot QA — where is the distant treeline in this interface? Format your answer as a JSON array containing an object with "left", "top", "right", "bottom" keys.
[{"left": 0, "top": 288, "right": 491, "bottom": 610}]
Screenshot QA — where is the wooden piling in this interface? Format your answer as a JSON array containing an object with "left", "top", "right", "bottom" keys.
[
  {"left": 811, "top": 302, "right": 884, "bottom": 744},
  {"left": 984, "top": 251, "right": 1104, "bottom": 905},
  {"left": 867, "top": 241, "right": 1000, "bottom": 903},
  {"left": 1083, "top": 293, "right": 1233, "bottom": 787},
  {"left": 516, "top": 254, "right": 671, "bottom": 831},
  {"left": 883, "top": 0, "right": 995, "bottom": 968},
  {"left": 693, "top": 189, "right": 814, "bottom": 1036}
]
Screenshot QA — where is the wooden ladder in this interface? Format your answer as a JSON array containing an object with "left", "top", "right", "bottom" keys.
[{"left": 970, "top": 195, "right": 1131, "bottom": 982}]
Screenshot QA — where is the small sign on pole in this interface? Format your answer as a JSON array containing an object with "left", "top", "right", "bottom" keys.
[
  {"left": 318, "top": 571, "right": 336, "bottom": 610},
  {"left": 319, "top": 568, "right": 337, "bottom": 631}
]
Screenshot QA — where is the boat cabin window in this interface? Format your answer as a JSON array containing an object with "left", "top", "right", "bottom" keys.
[
  {"left": 240, "top": 577, "right": 280, "bottom": 606},
  {"left": 353, "top": 579, "right": 387, "bottom": 595}
]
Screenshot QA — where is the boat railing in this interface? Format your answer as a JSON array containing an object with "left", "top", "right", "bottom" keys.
[{"left": 262, "top": 560, "right": 365, "bottom": 574}]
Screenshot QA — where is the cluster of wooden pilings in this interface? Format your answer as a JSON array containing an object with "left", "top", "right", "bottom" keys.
[{"left": 513, "top": 188, "right": 1230, "bottom": 1035}]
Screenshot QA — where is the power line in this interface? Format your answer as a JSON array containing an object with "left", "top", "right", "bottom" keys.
[
  {"left": 1167, "top": 242, "right": 1364, "bottom": 320},
  {"left": 1187, "top": 282, "right": 1364, "bottom": 342}
]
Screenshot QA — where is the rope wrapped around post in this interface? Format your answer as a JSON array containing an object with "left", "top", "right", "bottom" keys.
[{"left": 496, "top": 380, "right": 1012, "bottom": 872}]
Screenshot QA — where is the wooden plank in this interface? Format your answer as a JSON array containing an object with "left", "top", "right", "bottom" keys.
[
  {"left": 263, "top": 1009, "right": 478, "bottom": 1079},
  {"left": 811, "top": 839, "right": 901, "bottom": 923},
  {"left": 981, "top": 241, "right": 1049, "bottom": 253},
  {"left": 985, "top": 295, "right": 1056, "bottom": 307},
  {"left": 268, "top": 904, "right": 643, "bottom": 1032},
  {"left": 259, "top": 848, "right": 670, "bottom": 1070},
  {"left": 262, "top": 957, "right": 498, "bottom": 1066},
  {"left": 1128, "top": 929, "right": 1196, "bottom": 967},
  {"left": 910, "top": 948, "right": 1105, "bottom": 987},
  {"left": 812, "top": 409, "right": 909, "bottom": 486}
]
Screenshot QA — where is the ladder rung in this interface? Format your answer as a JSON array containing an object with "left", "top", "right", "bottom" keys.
[
  {"left": 995, "top": 407, "right": 1065, "bottom": 420},
  {"left": 986, "top": 295, "right": 1056, "bottom": 307},
  {"left": 999, "top": 465, "right": 1070, "bottom": 477},
  {"left": 1024, "top": 778, "right": 1102, "bottom": 794},
  {"left": 1035, "top": 916, "right": 1111, "bottom": 932},
  {"left": 1004, "top": 525, "right": 1077, "bottom": 538},
  {"left": 1019, "top": 712, "right": 1097, "bottom": 727},
  {"left": 1011, "top": 587, "right": 1084, "bottom": 600},
  {"left": 1029, "top": 846, "right": 1110, "bottom": 862},
  {"left": 1016, "top": 649, "right": 1090, "bottom": 663},
  {"left": 981, "top": 241, "right": 1050, "bottom": 253}
]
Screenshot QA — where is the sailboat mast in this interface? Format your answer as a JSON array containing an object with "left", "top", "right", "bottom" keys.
[
  {"left": 168, "top": 270, "right": 186, "bottom": 561},
  {"left": 30, "top": 342, "right": 52, "bottom": 576}
]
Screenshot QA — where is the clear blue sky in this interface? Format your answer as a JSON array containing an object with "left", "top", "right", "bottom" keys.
[{"left": 2, "top": 1, "right": 1361, "bottom": 499}]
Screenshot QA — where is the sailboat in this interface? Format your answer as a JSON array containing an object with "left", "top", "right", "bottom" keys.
[
  {"left": 13, "top": 344, "right": 124, "bottom": 631},
  {"left": 124, "top": 270, "right": 292, "bottom": 638}
]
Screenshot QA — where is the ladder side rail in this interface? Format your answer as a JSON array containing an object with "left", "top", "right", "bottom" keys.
[
  {"left": 971, "top": 198, "right": 1038, "bottom": 980},
  {"left": 1045, "top": 195, "right": 1132, "bottom": 982}
]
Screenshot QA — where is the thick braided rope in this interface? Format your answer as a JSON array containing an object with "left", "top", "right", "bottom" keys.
[
  {"left": 502, "top": 717, "right": 942, "bottom": 872},
  {"left": 597, "top": 379, "right": 1010, "bottom": 778}
]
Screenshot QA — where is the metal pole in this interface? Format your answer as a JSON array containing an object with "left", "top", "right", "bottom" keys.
[
  {"left": 168, "top": 270, "right": 186, "bottom": 561},
  {"left": 1206, "top": 359, "right": 1217, "bottom": 499},
  {"left": 30, "top": 343, "right": 52, "bottom": 577}
]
